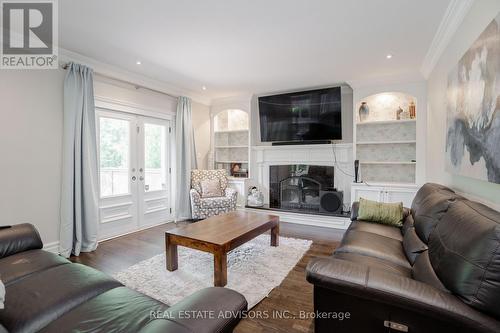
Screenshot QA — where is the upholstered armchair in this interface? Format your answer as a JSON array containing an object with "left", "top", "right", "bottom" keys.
[{"left": 190, "top": 169, "right": 237, "bottom": 220}]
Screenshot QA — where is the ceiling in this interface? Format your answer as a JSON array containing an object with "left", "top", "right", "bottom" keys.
[{"left": 59, "top": 0, "right": 451, "bottom": 102}]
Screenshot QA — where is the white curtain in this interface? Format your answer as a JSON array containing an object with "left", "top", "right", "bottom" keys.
[
  {"left": 175, "top": 96, "right": 198, "bottom": 220},
  {"left": 59, "top": 62, "right": 99, "bottom": 258}
]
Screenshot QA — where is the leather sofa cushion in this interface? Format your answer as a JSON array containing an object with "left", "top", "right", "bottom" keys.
[
  {"left": 0, "top": 249, "right": 69, "bottom": 286},
  {"left": 428, "top": 200, "right": 500, "bottom": 319},
  {"left": 39, "top": 287, "right": 167, "bottom": 333},
  {"left": 412, "top": 189, "right": 458, "bottom": 244},
  {"left": 0, "top": 263, "right": 122, "bottom": 333},
  {"left": 347, "top": 220, "right": 403, "bottom": 241},
  {"left": 334, "top": 252, "right": 411, "bottom": 277},
  {"left": 0, "top": 224, "right": 43, "bottom": 259},
  {"left": 403, "top": 227, "right": 428, "bottom": 265},
  {"left": 335, "top": 230, "right": 410, "bottom": 268},
  {"left": 412, "top": 251, "right": 448, "bottom": 292}
]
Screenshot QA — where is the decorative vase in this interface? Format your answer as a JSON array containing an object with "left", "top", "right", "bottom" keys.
[
  {"left": 358, "top": 102, "right": 369, "bottom": 122},
  {"left": 409, "top": 101, "right": 416, "bottom": 119}
]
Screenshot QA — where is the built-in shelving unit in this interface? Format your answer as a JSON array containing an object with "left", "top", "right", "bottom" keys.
[
  {"left": 212, "top": 109, "right": 250, "bottom": 178},
  {"left": 355, "top": 92, "right": 417, "bottom": 184}
]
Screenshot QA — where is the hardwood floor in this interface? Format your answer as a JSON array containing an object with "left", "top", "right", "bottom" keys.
[{"left": 70, "top": 221, "right": 343, "bottom": 333}]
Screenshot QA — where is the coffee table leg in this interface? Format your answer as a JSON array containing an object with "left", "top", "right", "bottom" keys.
[
  {"left": 214, "top": 250, "right": 227, "bottom": 287},
  {"left": 165, "top": 234, "right": 178, "bottom": 271},
  {"left": 271, "top": 223, "right": 279, "bottom": 247}
]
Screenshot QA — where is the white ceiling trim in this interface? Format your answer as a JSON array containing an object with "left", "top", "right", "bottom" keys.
[
  {"left": 420, "top": 0, "right": 474, "bottom": 79},
  {"left": 58, "top": 48, "right": 211, "bottom": 105}
]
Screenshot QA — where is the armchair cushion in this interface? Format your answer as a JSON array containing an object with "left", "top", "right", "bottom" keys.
[{"left": 200, "top": 179, "right": 223, "bottom": 198}]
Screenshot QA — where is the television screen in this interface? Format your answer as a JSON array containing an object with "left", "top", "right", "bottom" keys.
[{"left": 258, "top": 87, "right": 342, "bottom": 142}]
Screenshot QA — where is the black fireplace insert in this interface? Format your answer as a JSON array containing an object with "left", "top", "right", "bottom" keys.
[{"left": 269, "top": 165, "right": 335, "bottom": 214}]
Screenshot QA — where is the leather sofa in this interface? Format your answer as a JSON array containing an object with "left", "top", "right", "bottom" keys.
[
  {"left": 306, "top": 183, "right": 500, "bottom": 333},
  {"left": 0, "top": 224, "right": 247, "bottom": 333}
]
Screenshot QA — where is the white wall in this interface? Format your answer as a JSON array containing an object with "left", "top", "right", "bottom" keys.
[
  {"left": 0, "top": 70, "right": 65, "bottom": 245},
  {"left": 0, "top": 70, "right": 210, "bottom": 246},
  {"left": 427, "top": 0, "right": 500, "bottom": 209}
]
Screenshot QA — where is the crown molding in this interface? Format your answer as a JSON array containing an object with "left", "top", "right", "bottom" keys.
[
  {"left": 420, "top": 0, "right": 474, "bottom": 79},
  {"left": 58, "top": 48, "right": 211, "bottom": 105}
]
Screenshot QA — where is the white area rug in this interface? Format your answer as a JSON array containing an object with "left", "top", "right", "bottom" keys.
[{"left": 114, "top": 235, "right": 312, "bottom": 309}]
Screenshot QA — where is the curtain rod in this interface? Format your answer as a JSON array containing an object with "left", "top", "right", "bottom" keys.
[{"left": 61, "top": 63, "right": 178, "bottom": 99}]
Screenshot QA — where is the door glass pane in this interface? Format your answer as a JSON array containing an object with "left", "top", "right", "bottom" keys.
[
  {"left": 99, "top": 117, "right": 130, "bottom": 197},
  {"left": 144, "top": 123, "right": 166, "bottom": 192}
]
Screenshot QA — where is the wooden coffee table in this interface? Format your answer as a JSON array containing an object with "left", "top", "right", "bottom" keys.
[{"left": 165, "top": 211, "right": 279, "bottom": 287}]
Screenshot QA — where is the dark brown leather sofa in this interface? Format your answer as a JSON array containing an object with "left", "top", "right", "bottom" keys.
[
  {"left": 0, "top": 224, "right": 247, "bottom": 333},
  {"left": 306, "top": 183, "right": 500, "bottom": 333}
]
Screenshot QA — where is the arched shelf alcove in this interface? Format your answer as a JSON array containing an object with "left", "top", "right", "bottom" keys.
[
  {"left": 356, "top": 91, "right": 417, "bottom": 123},
  {"left": 354, "top": 91, "right": 418, "bottom": 184},
  {"left": 212, "top": 109, "right": 250, "bottom": 178}
]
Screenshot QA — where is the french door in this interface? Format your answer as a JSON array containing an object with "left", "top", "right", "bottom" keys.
[{"left": 96, "top": 109, "right": 172, "bottom": 240}]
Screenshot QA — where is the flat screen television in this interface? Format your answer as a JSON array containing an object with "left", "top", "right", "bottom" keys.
[{"left": 259, "top": 87, "right": 342, "bottom": 143}]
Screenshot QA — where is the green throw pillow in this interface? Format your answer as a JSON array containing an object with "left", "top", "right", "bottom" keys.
[{"left": 357, "top": 197, "right": 403, "bottom": 227}]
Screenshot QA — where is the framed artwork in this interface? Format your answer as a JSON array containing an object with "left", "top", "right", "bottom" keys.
[{"left": 446, "top": 12, "right": 500, "bottom": 184}]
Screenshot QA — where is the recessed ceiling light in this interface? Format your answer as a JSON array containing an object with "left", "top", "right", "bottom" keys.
[
  {"left": 386, "top": 54, "right": 393, "bottom": 59},
  {"left": 136, "top": 60, "right": 142, "bottom": 65},
  {"left": 202, "top": 86, "right": 207, "bottom": 91}
]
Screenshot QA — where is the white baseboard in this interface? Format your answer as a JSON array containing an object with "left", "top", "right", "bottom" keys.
[
  {"left": 242, "top": 207, "right": 351, "bottom": 230},
  {"left": 43, "top": 241, "right": 60, "bottom": 254}
]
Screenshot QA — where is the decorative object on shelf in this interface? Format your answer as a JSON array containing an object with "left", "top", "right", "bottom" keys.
[
  {"left": 396, "top": 106, "right": 403, "bottom": 120},
  {"left": 232, "top": 167, "right": 248, "bottom": 178},
  {"left": 409, "top": 100, "right": 416, "bottom": 119},
  {"left": 247, "top": 186, "right": 264, "bottom": 207},
  {"left": 446, "top": 12, "right": 500, "bottom": 184},
  {"left": 230, "top": 163, "right": 242, "bottom": 176},
  {"left": 358, "top": 102, "right": 370, "bottom": 122}
]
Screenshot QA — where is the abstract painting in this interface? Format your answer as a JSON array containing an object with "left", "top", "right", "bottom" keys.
[{"left": 446, "top": 12, "right": 500, "bottom": 184}]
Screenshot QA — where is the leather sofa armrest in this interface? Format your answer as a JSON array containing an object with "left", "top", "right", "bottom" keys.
[
  {"left": 306, "top": 257, "right": 500, "bottom": 333},
  {"left": 0, "top": 223, "right": 43, "bottom": 259},
  {"left": 165, "top": 287, "right": 247, "bottom": 333},
  {"left": 350, "top": 202, "right": 359, "bottom": 221}
]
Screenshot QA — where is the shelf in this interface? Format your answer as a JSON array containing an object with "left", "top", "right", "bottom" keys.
[
  {"left": 215, "top": 145, "right": 248, "bottom": 148},
  {"left": 352, "top": 181, "right": 418, "bottom": 187},
  {"left": 357, "top": 140, "right": 416, "bottom": 145},
  {"left": 360, "top": 161, "right": 416, "bottom": 165},
  {"left": 357, "top": 119, "right": 416, "bottom": 126},
  {"left": 215, "top": 160, "right": 249, "bottom": 163},
  {"left": 214, "top": 129, "right": 249, "bottom": 134}
]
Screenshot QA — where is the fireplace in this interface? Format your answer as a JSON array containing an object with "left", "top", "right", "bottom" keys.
[{"left": 269, "top": 165, "right": 335, "bottom": 214}]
